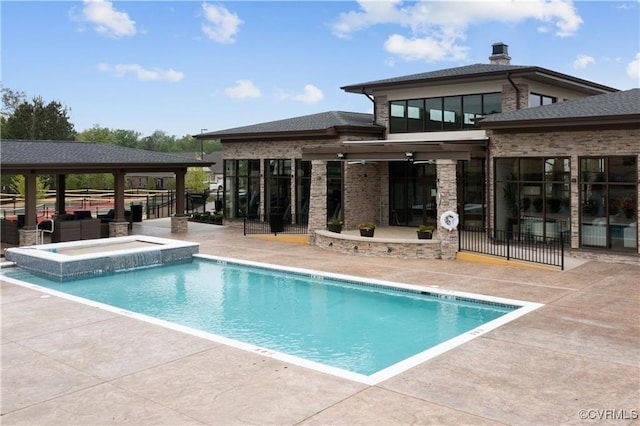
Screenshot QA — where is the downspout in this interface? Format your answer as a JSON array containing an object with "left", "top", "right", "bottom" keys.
[
  {"left": 362, "top": 88, "right": 376, "bottom": 123},
  {"left": 506, "top": 73, "right": 520, "bottom": 110}
]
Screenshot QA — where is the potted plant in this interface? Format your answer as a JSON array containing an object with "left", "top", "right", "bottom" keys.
[
  {"left": 358, "top": 221, "right": 376, "bottom": 237},
  {"left": 417, "top": 224, "right": 434, "bottom": 239},
  {"left": 327, "top": 217, "right": 343, "bottom": 233}
]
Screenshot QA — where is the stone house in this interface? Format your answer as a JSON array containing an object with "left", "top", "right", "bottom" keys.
[{"left": 196, "top": 43, "right": 639, "bottom": 259}]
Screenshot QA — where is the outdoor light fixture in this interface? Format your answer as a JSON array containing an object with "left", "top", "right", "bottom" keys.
[
  {"left": 337, "top": 153, "right": 344, "bottom": 159},
  {"left": 405, "top": 152, "right": 413, "bottom": 159}
]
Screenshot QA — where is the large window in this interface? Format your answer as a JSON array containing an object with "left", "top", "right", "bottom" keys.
[
  {"left": 224, "top": 159, "right": 260, "bottom": 219},
  {"left": 580, "top": 156, "right": 637, "bottom": 251},
  {"left": 265, "top": 159, "right": 291, "bottom": 222},
  {"left": 457, "top": 158, "right": 486, "bottom": 228},
  {"left": 495, "top": 157, "right": 570, "bottom": 241},
  {"left": 529, "top": 93, "right": 556, "bottom": 107},
  {"left": 390, "top": 93, "right": 501, "bottom": 133},
  {"left": 295, "top": 160, "right": 311, "bottom": 225}
]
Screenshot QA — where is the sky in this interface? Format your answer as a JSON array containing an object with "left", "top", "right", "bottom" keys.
[{"left": 2, "top": 1, "right": 639, "bottom": 139}]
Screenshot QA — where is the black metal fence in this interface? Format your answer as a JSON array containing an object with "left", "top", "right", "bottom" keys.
[
  {"left": 243, "top": 214, "right": 308, "bottom": 236},
  {"left": 459, "top": 226, "right": 565, "bottom": 270}
]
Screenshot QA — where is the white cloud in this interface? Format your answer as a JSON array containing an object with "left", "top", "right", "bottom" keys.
[
  {"left": 201, "top": 3, "right": 242, "bottom": 44},
  {"left": 627, "top": 53, "right": 640, "bottom": 81},
  {"left": 384, "top": 35, "right": 468, "bottom": 63},
  {"left": 277, "top": 85, "right": 324, "bottom": 104},
  {"left": 98, "top": 63, "right": 184, "bottom": 82},
  {"left": 81, "top": 0, "right": 136, "bottom": 38},
  {"left": 573, "top": 54, "right": 595, "bottom": 69},
  {"left": 292, "top": 84, "right": 324, "bottom": 104},
  {"left": 332, "top": 0, "right": 583, "bottom": 62},
  {"left": 224, "top": 80, "right": 261, "bottom": 99}
]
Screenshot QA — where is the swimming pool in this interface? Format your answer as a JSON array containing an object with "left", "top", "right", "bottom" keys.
[{"left": 1, "top": 255, "right": 542, "bottom": 384}]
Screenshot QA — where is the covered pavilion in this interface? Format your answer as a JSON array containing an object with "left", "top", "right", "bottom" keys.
[{"left": 0, "top": 139, "right": 212, "bottom": 245}]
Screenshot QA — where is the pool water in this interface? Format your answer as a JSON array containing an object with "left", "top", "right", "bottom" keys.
[{"left": 2, "top": 257, "right": 525, "bottom": 381}]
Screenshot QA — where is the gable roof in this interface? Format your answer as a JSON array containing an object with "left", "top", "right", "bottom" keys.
[
  {"left": 341, "top": 63, "right": 617, "bottom": 95},
  {"left": 195, "top": 111, "right": 384, "bottom": 141},
  {"left": 1, "top": 140, "right": 210, "bottom": 174},
  {"left": 477, "top": 88, "right": 640, "bottom": 129}
]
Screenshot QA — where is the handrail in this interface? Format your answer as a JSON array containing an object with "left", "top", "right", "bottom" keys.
[{"left": 36, "top": 219, "right": 54, "bottom": 245}]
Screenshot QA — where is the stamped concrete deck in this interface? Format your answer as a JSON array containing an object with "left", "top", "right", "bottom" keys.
[{"left": 2, "top": 219, "right": 638, "bottom": 425}]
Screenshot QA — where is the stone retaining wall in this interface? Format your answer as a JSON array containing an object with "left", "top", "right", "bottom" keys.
[{"left": 314, "top": 230, "right": 441, "bottom": 259}]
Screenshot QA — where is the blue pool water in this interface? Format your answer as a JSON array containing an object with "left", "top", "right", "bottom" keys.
[{"left": 2, "top": 258, "right": 517, "bottom": 377}]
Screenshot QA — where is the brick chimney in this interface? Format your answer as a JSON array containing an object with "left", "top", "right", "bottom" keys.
[{"left": 489, "top": 42, "right": 511, "bottom": 65}]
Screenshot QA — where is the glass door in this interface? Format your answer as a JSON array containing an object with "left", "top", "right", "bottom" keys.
[{"left": 389, "top": 162, "right": 436, "bottom": 226}]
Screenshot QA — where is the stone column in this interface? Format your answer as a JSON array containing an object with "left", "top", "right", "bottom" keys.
[
  {"left": 307, "top": 160, "right": 328, "bottom": 243},
  {"left": 109, "top": 221, "right": 130, "bottom": 237},
  {"left": 19, "top": 229, "right": 38, "bottom": 246},
  {"left": 436, "top": 159, "right": 459, "bottom": 260},
  {"left": 171, "top": 215, "right": 189, "bottom": 233}
]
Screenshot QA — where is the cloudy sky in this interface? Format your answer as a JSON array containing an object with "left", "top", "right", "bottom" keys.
[{"left": 2, "top": 0, "right": 638, "bottom": 138}]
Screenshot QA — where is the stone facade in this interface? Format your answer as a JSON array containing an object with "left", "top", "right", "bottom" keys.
[
  {"left": 436, "top": 159, "right": 459, "bottom": 260},
  {"left": 343, "top": 162, "right": 381, "bottom": 229},
  {"left": 170, "top": 215, "right": 189, "bottom": 234},
  {"left": 315, "top": 230, "right": 441, "bottom": 259},
  {"left": 308, "top": 160, "right": 328, "bottom": 243},
  {"left": 109, "top": 221, "right": 130, "bottom": 237},
  {"left": 501, "top": 83, "right": 529, "bottom": 112},
  {"left": 18, "top": 229, "right": 37, "bottom": 246}
]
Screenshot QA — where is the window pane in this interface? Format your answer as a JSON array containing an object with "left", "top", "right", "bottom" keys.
[
  {"left": 425, "top": 98, "right": 442, "bottom": 131},
  {"left": 463, "top": 94, "right": 482, "bottom": 129},
  {"left": 443, "top": 96, "right": 461, "bottom": 130},
  {"left": 581, "top": 158, "right": 605, "bottom": 182},
  {"left": 520, "top": 158, "right": 543, "bottom": 181},
  {"left": 483, "top": 93, "right": 502, "bottom": 115},
  {"left": 544, "top": 157, "right": 570, "bottom": 183},
  {"left": 407, "top": 99, "right": 424, "bottom": 132},
  {"left": 608, "top": 156, "right": 636, "bottom": 182},
  {"left": 390, "top": 101, "right": 406, "bottom": 133},
  {"left": 609, "top": 185, "right": 636, "bottom": 251},
  {"left": 529, "top": 94, "right": 541, "bottom": 107},
  {"left": 495, "top": 158, "right": 518, "bottom": 180}
]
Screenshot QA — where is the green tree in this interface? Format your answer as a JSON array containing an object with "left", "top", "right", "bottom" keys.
[
  {"left": 1, "top": 95, "right": 76, "bottom": 140},
  {"left": 77, "top": 124, "right": 115, "bottom": 143},
  {"left": 140, "top": 130, "right": 176, "bottom": 152},
  {"left": 9, "top": 175, "right": 49, "bottom": 201},
  {"left": 113, "top": 129, "right": 141, "bottom": 148},
  {"left": 185, "top": 167, "right": 208, "bottom": 193}
]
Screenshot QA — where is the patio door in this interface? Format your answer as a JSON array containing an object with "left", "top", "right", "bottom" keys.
[{"left": 389, "top": 162, "right": 437, "bottom": 226}]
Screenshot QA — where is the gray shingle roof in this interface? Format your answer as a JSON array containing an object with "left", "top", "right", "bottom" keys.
[
  {"left": 1, "top": 140, "right": 208, "bottom": 171},
  {"left": 478, "top": 88, "right": 640, "bottom": 125},
  {"left": 341, "top": 63, "right": 617, "bottom": 94},
  {"left": 199, "top": 111, "right": 382, "bottom": 138}
]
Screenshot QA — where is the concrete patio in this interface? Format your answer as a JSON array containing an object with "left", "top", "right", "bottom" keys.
[{"left": 2, "top": 219, "right": 638, "bottom": 425}]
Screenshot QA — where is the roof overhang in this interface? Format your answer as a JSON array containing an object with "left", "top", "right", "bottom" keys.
[{"left": 301, "top": 139, "right": 487, "bottom": 162}]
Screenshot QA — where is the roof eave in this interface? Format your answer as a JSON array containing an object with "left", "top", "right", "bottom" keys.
[
  {"left": 478, "top": 114, "right": 640, "bottom": 130},
  {"left": 215, "top": 126, "right": 384, "bottom": 142}
]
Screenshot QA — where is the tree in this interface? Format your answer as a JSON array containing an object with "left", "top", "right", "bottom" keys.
[
  {"left": 1, "top": 95, "right": 76, "bottom": 140},
  {"left": 9, "top": 175, "right": 49, "bottom": 201},
  {"left": 1, "top": 86, "right": 27, "bottom": 119},
  {"left": 185, "top": 167, "right": 208, "bottom": 193}
]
